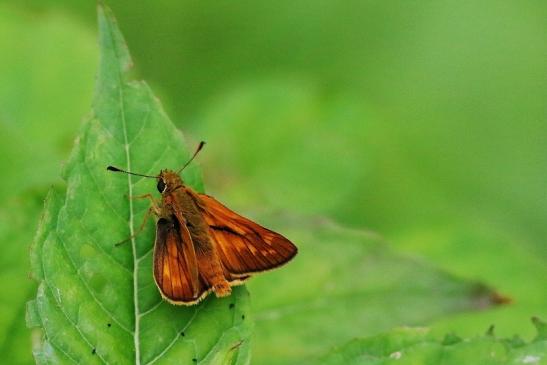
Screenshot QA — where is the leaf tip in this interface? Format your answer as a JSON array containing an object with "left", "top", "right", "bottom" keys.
[
  {"left": 502, "top": 335, "right": 526, "bottom": 349},
  {"left": 490, "top": 291, "right": 512, "bottom": 305},
  {"left": 95, "top": 0, "right": 133, "bottom": 82},
  {"left": 532, "top": 317, "right": 547, "bottom": 341},
  {"left": 441, "top": 332, "right": 462, "bottom": 346}
]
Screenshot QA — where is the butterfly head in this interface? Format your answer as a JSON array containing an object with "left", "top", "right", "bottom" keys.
[{"left": 157, "top": 170, "right": 183, "bottom": 194}]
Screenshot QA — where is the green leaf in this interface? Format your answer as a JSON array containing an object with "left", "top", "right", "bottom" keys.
[
  {"left": 29, "top": 4, "right": 251, "bottom": 364},
  {"left": 400, "top": 224, "right": 547, "bottom": 339},
  {"left": 246, "top": 218, "right": 504, "bottom": 365},
  {"left": 313, "top": 318, "right": 547, "bottom": 365}
]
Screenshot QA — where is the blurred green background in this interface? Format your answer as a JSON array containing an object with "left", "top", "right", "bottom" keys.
[{"left": 0, "top": 0, "right": 545, "bottom": 363}]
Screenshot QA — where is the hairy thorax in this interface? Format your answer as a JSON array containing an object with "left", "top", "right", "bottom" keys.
[{"left": 168, "top": 187, "right": 212, "bottom": 251}]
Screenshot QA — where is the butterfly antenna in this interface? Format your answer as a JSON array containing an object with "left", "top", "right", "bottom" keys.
[
  {"left": 178, "top": 141, "right": 206, "bottom": 173},
  {"left": 106, "top": 166, "right": 157, "bottom": 178}
]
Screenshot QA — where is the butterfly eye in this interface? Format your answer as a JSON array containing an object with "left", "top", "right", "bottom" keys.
[{"left": 157, "top": 179, "right": 167, "bottom": 193}]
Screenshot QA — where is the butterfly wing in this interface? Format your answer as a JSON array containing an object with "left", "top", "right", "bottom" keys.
[
  {"left": 195, "top": 193, "right": 297, "bottom": 277},
  {"left": 153, "top": 216, "right": 209, "bottom": 305}
]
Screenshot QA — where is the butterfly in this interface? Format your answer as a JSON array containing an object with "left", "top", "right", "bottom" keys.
[{"left": 107, "top": 142, "right": 297, "bottom": 305}]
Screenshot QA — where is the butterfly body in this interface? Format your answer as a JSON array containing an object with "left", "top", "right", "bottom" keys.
[
  {"left": 151, "top": 169, "right": 297, "bottom": 305},
  {"left": 154, "top": 170, "right": 231, "bottom": 304}
]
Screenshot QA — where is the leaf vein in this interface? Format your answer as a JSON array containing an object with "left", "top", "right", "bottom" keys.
[
  {"left": 144, "top": 304, "right": 205, "bottom": 365},
  {"left": 137, "top": 246, "right": 153, "bottom": 262},
  {"left": 81, "top": 160, "right": 126, "bottom": 223},
  {"left": 42, "top": 283, "right": 108, "bottom": 364},
  {"left": 127, "top": 146, "right": 171, "bottom": 186},
  {"left": 45, "top": 339, "right": 80, "bottom": 364},
  {"left": 56, "top": 233, "right": 133, "bottom": 334},
  {"left": 77, "top": 218, "right": 132, "bottom": 275},
  {"left": 100, "top": 14, "right": 144, "bottom": 364},
  {"left": 127, "top": 106, "right": 152, "bottom": 145},
  {"left": 138, "top": 300, "right": 162, "bottom": 318}
]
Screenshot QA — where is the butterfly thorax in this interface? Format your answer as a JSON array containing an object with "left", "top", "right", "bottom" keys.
[{"left": 159, "top": 170, "right": 212, "bottom": 252}]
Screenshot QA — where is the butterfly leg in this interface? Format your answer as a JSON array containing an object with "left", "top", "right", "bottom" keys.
[
  {"left": 115, "top": 206, "right": 155, "bottom": 246},
  {"left": 127, "top": 193, "right": 161, "bottom": 215}
]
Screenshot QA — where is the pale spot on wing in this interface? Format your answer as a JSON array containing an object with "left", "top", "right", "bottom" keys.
[
  {"left": 233, "top": 238, "right": 248, "bottom": 252},
  {"left": 263, "top": 234, "right": 275, "bottom": 244},
  {"left": 162, "top": 255, "right": 171, "bottom": 296}
]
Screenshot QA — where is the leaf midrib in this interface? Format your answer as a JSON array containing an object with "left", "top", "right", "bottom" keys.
[{"left": 101, "top": 18, "right": 142, "bottom": 364}]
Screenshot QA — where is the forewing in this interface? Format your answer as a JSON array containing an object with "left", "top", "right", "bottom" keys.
[
  {"left": 196, "top": 193, "right": 297, "bottom": 276},
  {"left": 153, "top": 217, "right": 209, "bottom": 305},
  {"left": 172, "top": 210, "right": 200, "bottom": 294}
]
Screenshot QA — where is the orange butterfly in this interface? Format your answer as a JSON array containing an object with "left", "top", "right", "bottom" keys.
[{"left": 108, "top": 142, "right": 297, "bottom": 305}]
